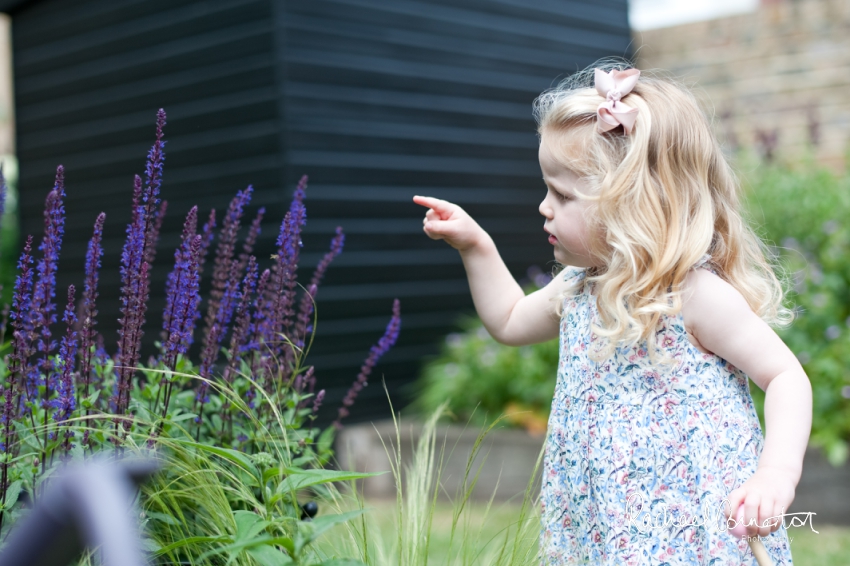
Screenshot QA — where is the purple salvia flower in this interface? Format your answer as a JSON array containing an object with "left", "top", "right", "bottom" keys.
[
  {"left": 236, "top": 207, "right": 264, "bottom": 276},
  {"left": 115, "top": 174, "right": 149, "bottom": 417},
  {"left": 8, "top": 236, "right": 35, "bottom": 414},
  {"left": 202, "top": 187, "right": 253, "bottom": 348},
  {"left": 223, "top": 256, "right": 258, "bottom": 384},
  {"left": 270, "top": 176, "right": 308, "bottom": 362},
  {"left": 31, "top": 166, "right": 66, "bottom": 374},
  {"left": 196, "top": 258, "right": 241, "bottom": 406},
  {"left": 248, "top": 268, "right": 271, "bottom": 379},
  {"left": 158, "top": 235, "right": 203, "bottom": 425},
  {"left": 162, "top": 234, "right": 203, "bottom": 368},
  {"left": 162, "top": 206, "right": 198, "bottom": 345},
  {"left": 115, "top": 110, "right": 168, "bottom": 419},
  {"left": 294, "top": 227, "right": 344, "bottom": 349},
  {"left": 144, "top": 199, "right": 168, "bottom": 265},
  {"left": 79, "top": 213, "right": 105, "bottom": 399},
  {"left": 53, "top": 286, "right": 77, "bottom": 452},
  {"left": 142, "top": 108, "right": 165, "bottom": 206},
  {"left": 312, "top": 389, "right": 325, "bottom": 414},
  {"left": 334, "top": 299, "right": 401, "bottom": 429},
  {"left": 142, "top": 108, "right": 165, "bottom": 242},
  {"left": 197, "top": 208, "right": 216, "bottom": 277}
]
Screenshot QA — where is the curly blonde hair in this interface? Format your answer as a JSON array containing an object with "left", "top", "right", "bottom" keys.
[{"left": 533, "top": 59, "right": 794, "bottom": 365}]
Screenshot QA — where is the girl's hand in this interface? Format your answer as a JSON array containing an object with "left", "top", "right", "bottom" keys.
[
  {"left": 724, "top": 466, "right": 797, "bottom": 538},
  {"left": 413, "top": 195, "right": 488, "bottom": 252}
]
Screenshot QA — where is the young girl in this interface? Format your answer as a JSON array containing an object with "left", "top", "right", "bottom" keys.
[{"left": 413, "top": 62, "right": 811, "bottom": 564}]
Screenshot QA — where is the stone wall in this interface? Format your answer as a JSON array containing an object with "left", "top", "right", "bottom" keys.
[{"left": 634, "top": 0, "right": 850, "bottom": 168}]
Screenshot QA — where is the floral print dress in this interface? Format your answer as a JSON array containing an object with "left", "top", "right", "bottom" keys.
[{"left": 541, "top": 254, "right": 794, "bottom": 565}]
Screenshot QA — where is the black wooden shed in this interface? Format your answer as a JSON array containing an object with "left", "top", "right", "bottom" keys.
[{"left": 0, "top": 0, "right": 631, "bottom": 424}]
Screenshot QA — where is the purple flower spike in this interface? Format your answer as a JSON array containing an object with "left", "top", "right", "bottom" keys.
[
  {"left": 158, "top": 234, "right": 202, "bottom": 422},
  {"left": 223, "top": 256, "right": 258, "bottom": 384},
  {"left": 163, "top": 234, "right": 203, "bottom": 369},
  {"left": 144, "top": 109, "right": 166, "bottom": 209},
  {"left": 31, "top": 167, "right": 66, "bottom": 372},
  {"left": 334, "top": 299, "right": 401, "bottom": 429},
  {"left": 8, "top": 236, "right": 35, "bottom": 411},
  {"left": 162, "top": 206, "right": 198, "bottom": 346},
  {"left": 312, "top": 389, "right": 325, "bottom": 414},
  {"left": 203, "top": 187, "right": 253, "bottom": 344},
  {"left": 115, "top": 174, "right": 150, "bottom": 417},
  {"left": 249, "top": 268, "right": 272, "bottom": 379},
  {"left": 53, "top": 286, "right": 78, "bottom": 453},
  {"left": 79, "top": 213, "right": 105, "bottom": 397},
  {"left": 294, "top": 226, "right": 345, "bottom": 349},
  {"left": 198, "top": 258, "right": 240, "bottom": 392},
  {"left": 197, "top": 208, "right": 216, "bottom": 278},
  {"left": 237, "top": 207, "right": 264, "bottom": 276},
  {"left": 145, "top": 199, "right": 168, "bottom": 265}
]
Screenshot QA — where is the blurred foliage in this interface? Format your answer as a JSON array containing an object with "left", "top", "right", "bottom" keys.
[
  {"left": 411, "top": 269, "right": 557, "bottom": 436},
  {"left": 414, "top": 157, "right": 850, "bottom": 467},
  {"left": 741, "top": 155, "right": 850, "bottom": 467},
  {"left": 0, "top": 155, "right": 18, "bottom": 307}
]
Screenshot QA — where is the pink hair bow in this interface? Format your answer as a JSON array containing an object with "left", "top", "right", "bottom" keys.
[{"left": 594, "top": 68, "right": 640, "bottom": 134}]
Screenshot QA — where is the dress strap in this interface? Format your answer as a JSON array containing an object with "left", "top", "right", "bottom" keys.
[{"left": 692, "top": 253, "right": 716, "bottom": 274}]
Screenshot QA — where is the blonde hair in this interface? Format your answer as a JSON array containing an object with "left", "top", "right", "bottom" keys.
[{"left": 533, "top": 59, "right": 794, "bottom": 365}]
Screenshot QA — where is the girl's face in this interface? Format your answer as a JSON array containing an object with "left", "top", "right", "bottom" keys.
[{"left": 538, "top": 133, "right": 603, "bottom": 268}]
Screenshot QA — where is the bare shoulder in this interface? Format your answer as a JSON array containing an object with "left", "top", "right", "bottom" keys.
[
  {"left": 681, "top": 268, "right": 752, "bottom": 345},
  {"left": 681, "top": 268, "right": 752, "bottom": 321},
  {"left": 679, "top": 267, "right": 801, "bottom": 391}
]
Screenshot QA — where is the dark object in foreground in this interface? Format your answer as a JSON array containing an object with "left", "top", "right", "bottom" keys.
[
  {"left": 300, "top": 500, "right": 318, "bottom": 520},
  {"left": 0, "top": 457, "right": 159, "bottom": 566}
]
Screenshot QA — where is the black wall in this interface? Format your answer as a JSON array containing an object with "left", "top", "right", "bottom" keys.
[{"left": 5, "top": 0, "right": 631, "bottom": 424}]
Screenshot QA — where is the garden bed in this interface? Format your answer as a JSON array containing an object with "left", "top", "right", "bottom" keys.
[{"left": 337, "top": 420, "right": 850, "bottom": 526}]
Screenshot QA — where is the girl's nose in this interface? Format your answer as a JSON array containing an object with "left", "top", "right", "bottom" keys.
[{"left": 539, "top": 199, "right": 553, "bottom": 218}]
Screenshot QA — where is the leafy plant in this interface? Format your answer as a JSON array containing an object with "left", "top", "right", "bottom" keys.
[
  {"left": 0, "top": 110, "right": 402, "bottom": 564},
  {"left": 742, "top": 155, "right": 850, "bottom": 466},
  {"left": 411, "top": 270, "right": 557, "bottom": 435}
]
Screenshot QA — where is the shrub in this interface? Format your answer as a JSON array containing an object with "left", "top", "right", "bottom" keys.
[
  {"left": 0, "top": 110, "right": 402, "bottom": 565},
  {"left": 412, "top": 269, "right": 557, "bottom": 435},
  {"left": 742, "top": 156, "right": 850, "bottom": 466}
]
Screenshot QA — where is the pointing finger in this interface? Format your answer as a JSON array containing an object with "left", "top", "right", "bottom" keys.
[{"left": 413, "top": 195, "right": 457, "bottom": 217}]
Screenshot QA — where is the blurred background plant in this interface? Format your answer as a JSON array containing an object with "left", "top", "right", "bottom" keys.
[
  {"left": 411, "top": 267, "right": 557, "bottom": 437},
  {"left": 741, "top": 151, "right": 850, "bottom": 467}
]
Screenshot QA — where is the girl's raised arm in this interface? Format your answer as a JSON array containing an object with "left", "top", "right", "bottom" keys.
[{"left": 414, "top": 195, "right": 565, "bottom": 346}]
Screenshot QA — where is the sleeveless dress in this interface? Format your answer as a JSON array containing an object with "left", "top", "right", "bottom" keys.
[{"left": 540, "top": 254, "right": 794, "bottom": 565}]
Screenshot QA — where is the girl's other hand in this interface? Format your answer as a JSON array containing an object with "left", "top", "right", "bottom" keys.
[
  {"left": 413, "top": 195, "right": 488, "bottom": 252},
  {"left": 724, "top": 466, "right": 797, "bottom": 538}
]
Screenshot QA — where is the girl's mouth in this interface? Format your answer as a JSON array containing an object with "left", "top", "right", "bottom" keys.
[{"left": 548, "top": 235, "right": 558, "bottom": 245}]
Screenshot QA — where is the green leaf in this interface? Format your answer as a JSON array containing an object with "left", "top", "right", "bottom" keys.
[
  {"left": 196, "top": 535, "right": 289, "bottom": 563},
  {"left": 2, "top": 480, "right": 21, "bottom": 510},
  {"left": 145, "top": 511, "right": 180, "bottom": 526},
  {"left": 177, "top": 440, "right": 261, "bottom": 486},
  {"left": 169, "top": 413, "right": 198, "bottom": 423},
  {"left": 317, "top": 426, "right": 335, "bottom": 455},
  {"left": 154, "top": 535, "right": 231, "bottom": 556},
  {"left": 276, "top": 469, "right": 383, "bottom": 494},
  {"left": 80, "top": 390, "right": 100, "bottom": 409},
  {"left": 313, "top": 561, "right": 368, "bottom": 566},
  {"left": 233, "top": 510, "right": 269, "bottom": 541},
  {"left": 246, "top": 545, "right": 294, "bottom": 565}
]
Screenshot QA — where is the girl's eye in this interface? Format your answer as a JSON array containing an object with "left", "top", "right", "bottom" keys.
[{"left": 557, "top": 192, "right": 571, "bottom": 202}]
